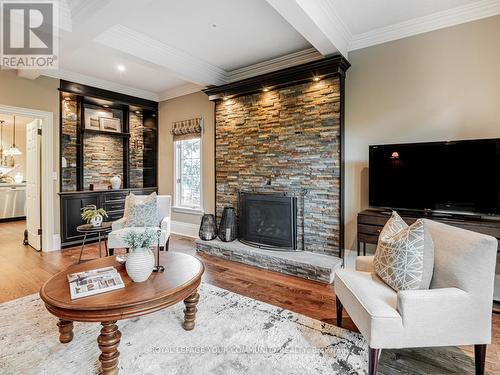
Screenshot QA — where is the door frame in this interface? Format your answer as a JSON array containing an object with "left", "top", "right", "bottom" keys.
[{"left": 0, "top": 104, "right": 57, "bottom": 251}]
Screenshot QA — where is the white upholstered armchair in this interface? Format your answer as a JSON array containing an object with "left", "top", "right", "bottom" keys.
[
  {"left": 335, "top": 219, "right": 497, "bottom": 375},
  {"left": 107, "top": 195, "right": 172, "bottom": 255}
]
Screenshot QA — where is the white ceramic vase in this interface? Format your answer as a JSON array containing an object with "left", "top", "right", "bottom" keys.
[
  {"left": 90, "top": 214, "right": 103, "bottom": 227},
  {"left": 125, "top": 248, "right": 154, "bottom": 282},
  {"left": 110, "top": 175, "right": 122, "bottom": 190}
]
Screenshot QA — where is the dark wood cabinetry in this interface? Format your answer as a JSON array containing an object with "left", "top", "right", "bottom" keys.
[
  {"left": 60, "top": 188, "right": 157, "bottom": 247},
  {"left": 357, "top": 209, "right": 500, "bottom": 255}
]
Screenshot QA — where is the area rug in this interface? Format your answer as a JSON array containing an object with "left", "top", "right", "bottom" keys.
[{"left": 0, "top": 283, "right": 478, "bottom": 375}]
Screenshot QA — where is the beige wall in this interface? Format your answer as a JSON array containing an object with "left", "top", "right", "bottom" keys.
[
  {"left": 159, "top": 91, "right": 215, "bottom": 225},
  {"left": 345, "top": 15, "right": 500, "bottom": 251},
  {"left": 0, "top": 70, "right": 60, "bottom": 234}
]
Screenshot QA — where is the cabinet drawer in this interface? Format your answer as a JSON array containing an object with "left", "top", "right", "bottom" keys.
[
  {"left": 103, "top": 192, "right": 129, "bottom": 202},
  {"left": 358, "top": 214, "right": 390, "bottom": 226},
  {"left": 358, "top": 233, "right": 379, "bottom": 245},
  {"left": 104, "top": 201, "right": 125, "bottom": 211},
  {"left": 106, "top": 210, "right": 124, "bottom": 221},
  {"left": 358, "top": 224, "right": 383, "bottom": 236}
]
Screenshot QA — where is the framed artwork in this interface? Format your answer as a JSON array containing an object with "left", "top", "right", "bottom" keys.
[
  {"left": 99, "top": 117, "right": 122, "bottom": 133},
  {"left": 85, "top": 108, "right": 112, "bottom": 130}
]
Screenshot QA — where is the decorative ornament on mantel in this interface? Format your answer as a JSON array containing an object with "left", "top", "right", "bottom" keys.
[{"left": 110, "top": 174, "right": 122, "bottom": 190}]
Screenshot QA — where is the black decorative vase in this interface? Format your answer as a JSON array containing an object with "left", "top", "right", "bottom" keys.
[
  {"left": 199, "top": 214, "right": 217, "bottom": 241},
  {"left": 218, "top": 207, "right": 237, "bottom": 242}
]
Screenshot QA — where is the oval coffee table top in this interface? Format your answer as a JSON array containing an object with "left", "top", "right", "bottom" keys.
[
  {"left": 76, "top": 222, "right": 113, "bottom": 233},
  {"left": 40, "top": 252, "right": 204, "bottom": 322}
]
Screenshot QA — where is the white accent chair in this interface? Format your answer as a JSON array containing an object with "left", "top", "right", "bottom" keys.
[
  {"left": 335, "top": 219, "right": 497, "bottom": 375},
  {"left": 108, "top": 195, "right": 172, "bottom": 255}
]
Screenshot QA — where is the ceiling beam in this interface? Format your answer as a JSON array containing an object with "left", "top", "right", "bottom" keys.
[
  {"left": 265, "top": 0, "right": 351, "bottom": 58},
  {"left": 94, "top": 25, "right": 227, "bottom": 86}
]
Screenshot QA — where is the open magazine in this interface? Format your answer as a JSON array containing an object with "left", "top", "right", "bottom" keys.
[{"left": 67, "top": 266, "right": 124, "bottom": 300}]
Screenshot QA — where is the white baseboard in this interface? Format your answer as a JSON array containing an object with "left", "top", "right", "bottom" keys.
[{"left": 171, "top": 221, "right": 199, "bottom": 238}]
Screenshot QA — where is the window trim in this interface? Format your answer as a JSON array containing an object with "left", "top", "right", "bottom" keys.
[{"left": 173, "top": 136, "right": 203, "bottom": 214}]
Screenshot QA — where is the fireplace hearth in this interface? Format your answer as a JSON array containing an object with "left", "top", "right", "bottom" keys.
[{"left": 239, "top": 192, "right": 298, "bottom": 251}]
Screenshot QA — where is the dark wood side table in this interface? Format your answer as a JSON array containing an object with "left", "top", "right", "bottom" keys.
[
  {"left": 39, "top": 252, "right": 204, "bottom": 375},
  {"left": 76, "top": 222, "right": 112, "bottom": 263}
]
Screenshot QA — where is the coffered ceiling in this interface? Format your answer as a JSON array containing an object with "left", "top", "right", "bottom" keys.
[{"left": 17, "top": 0, "right": 500, "bottom": 101}]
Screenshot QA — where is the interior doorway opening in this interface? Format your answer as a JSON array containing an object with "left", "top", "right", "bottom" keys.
[{"left": 0, "top": 113, "right": 42, "bottom": 251}]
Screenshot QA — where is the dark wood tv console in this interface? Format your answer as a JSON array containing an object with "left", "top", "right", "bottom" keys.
[{"left": 357, "top": 209, "right": 500, "bottom": 255}]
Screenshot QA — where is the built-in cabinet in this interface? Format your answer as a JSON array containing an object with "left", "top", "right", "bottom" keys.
[{"left": 58, "top": 81, "right": 159, "bottom": 247}]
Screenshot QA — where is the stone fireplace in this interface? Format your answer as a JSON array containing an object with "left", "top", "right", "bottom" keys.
[{"left": 197, "top": 56, "right": 350, "bottom": 283}]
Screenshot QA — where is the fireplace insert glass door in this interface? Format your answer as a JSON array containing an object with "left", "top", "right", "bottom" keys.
[{"left": 239, "top": 193, "right": 297, "bottom": 251}]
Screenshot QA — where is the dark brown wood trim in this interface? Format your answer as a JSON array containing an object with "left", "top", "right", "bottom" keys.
[
  {"left": 60, "top": 80, "right": 158, "bottom": 110},
  {"left": 203, "top": 54, "right": 350, "bottom": 101},
  {"left": 475, "top": 344, "right": 486, "bottom": 375},
  {"left": 369, "top": 347, "right": 380, "bottom": 375}
]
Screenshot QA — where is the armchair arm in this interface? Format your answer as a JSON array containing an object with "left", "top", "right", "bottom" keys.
[
  {"left": 397, "top": 288, "right": 470, "bottom": 324},
  {"left": 160, "top": 216, "right": 171, "bottom": 235},
  {"left": 355, "top": 256, "right": 375, "bottom": 272},
  {"left": 111, "top": 217, "right": 126, "bottom": 231}
]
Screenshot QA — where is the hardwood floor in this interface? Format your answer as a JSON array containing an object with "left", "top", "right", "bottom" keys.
[{"left": 1, "top": 220, "right": 499, "bottom": 374}]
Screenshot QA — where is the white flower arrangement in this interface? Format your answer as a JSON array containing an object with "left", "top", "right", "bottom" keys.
[{"left": 122, "top": 228, "right": 161, "bottom": 251}]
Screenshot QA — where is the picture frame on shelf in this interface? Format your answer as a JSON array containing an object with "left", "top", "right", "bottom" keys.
[
  {"left": 84, "top": 108, "right": 113, "bottom": 130},
  {"left": 99, "top": 117, "right": 122, "bottom": 133}
]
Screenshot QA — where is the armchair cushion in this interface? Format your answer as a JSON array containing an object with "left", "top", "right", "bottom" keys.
[
  {"left": 125, "top": 192, "right": 158, "bottom": 227},
  {"left": 374, "top": 212, "right": 434, "bottom": 291},
  {"left": 355, "top": 256, "right": 375, "bottom": 272}
]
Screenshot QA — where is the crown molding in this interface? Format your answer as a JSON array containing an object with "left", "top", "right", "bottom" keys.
[
  {"left": 227, "top": 48, "right": 323, "bottom": 82},
  {"left": 95, "top": 25, "right": 227, "bottom": 86},
  {"left": 43, "top": 69, "right": 159, "bottom": 101},
  {"left": 349, "top": 0, "right": 500, "bottom": 51},
  {"left": 203, "top": 54, "right": 350, "bottom": 101},
  {"left": 159, "top": 83, "right": 205, "bottom": 101}
]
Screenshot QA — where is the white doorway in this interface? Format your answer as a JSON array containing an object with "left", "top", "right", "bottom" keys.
[
  {"left": 26, "top": 119, "right": 42, "bottom": 250},
  {"left": 0, "top": 104, "right": 56, "bottom": 252}
]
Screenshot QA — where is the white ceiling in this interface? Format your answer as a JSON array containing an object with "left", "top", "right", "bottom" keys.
[{"left": 22, "top": 0, "right": 500, "bottom": 101}]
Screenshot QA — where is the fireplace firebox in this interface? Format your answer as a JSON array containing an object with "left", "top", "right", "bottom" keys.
[{"left": 239, "top": 192, "right": 298, "bottom": 251}]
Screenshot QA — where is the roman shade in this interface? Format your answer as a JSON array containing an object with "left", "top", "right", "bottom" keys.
[{"left": 171, "top": 118, "right": 202, "bottom": 141}]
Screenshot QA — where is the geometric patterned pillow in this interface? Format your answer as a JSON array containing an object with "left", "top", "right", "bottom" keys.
[
  {"left": 125, "top": 192, "right": 159, "bottom": 228},
  {"left": 374, "top": 212, "right": 434, "bottom": 291}
]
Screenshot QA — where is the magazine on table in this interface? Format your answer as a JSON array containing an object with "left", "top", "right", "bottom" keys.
[{"left": 67, "top": 266, "right": 124, "bottom": 300}]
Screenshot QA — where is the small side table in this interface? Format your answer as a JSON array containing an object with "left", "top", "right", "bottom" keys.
[{"left": 76, "top": 222, "right": 113, "bottom": 263}]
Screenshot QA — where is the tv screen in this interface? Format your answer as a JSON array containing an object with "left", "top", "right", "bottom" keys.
[{"left": 369, "top": 139, "right": 500, "bottom": 216}]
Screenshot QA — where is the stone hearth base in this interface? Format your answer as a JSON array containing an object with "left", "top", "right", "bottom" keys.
[{"left": 196, "top": 238, "right": 342, "bottom": 283}]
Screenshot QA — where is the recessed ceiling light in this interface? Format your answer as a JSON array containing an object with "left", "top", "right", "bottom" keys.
[
  {"left": 313, "top": 76, "right": 320, "bottom": 82},
  {"left": 64, "top": 96, "right": 71, "bottom": 101},
  {"left": 223, "top": 96, "right": 229, "bottom": 101},
  {"left": 117, "top": 64, "right": 126, "bottom": 72},
  {"left": 263, "top": 88, "right": 269, "bottom": 92},
  {"left": 103, "top": 104, "right": 109, "bottom": 108},
  {"left": 135, "top": 110, "right": 141, "bottom": 114}
]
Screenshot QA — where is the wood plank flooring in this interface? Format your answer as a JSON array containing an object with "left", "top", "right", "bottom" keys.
[{"left": 0, "top": 220, "right": 499, "bottom": 374}]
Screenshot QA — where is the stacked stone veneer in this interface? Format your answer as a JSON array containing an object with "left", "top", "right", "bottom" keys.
[
  {"left": 83, "top": 134, "right": 124, "bottom": 189},
  {"left": 61, "top": 99, "right": 78, "bottom": 191},
  {"left": 129, "top": 112, "right": 144, "bottom": 188},
  {"left": 215, "top": 77, "right": 341, "bottom": 256}
]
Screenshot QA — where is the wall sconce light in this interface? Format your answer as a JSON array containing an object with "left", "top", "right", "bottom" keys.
[{"left": 391, "top": 151, "right": 400, "bottom": 159}]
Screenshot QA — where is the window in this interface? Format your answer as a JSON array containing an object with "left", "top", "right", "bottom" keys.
[{"left": 175, "top": 138, "right": 202, "bottom": 211}]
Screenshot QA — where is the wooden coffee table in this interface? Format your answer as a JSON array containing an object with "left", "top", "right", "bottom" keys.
[{"left": 39, "top": 252, "right": 204, "bottom": 375}]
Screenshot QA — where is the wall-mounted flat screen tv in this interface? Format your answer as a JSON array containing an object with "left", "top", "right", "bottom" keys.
[{"left": 369, "top": 139, "right": 500, "bottom": 216}]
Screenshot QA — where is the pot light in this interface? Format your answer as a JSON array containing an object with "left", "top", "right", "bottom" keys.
[
  {"left": 263, "top": 88, "right": 270, "bottom": 92},
  {"left": 103, "top": 104, "right": 109, "bottom": 108},
  {"left": 223, "top": 96, "right": 229, "bottom": 101},
  {"left": 64, "top": 96, "right": 71, "bottom": 101},
  {"left": 313, "top": 76, "right": 320, "bottom": 82},
  {"left": 135, "top": 110, "right": 141, "bottom": 114},
  {"left": 391, "top": 151, "right": 400, "bottom": 159},
  {"left": 117, "top": 64, "right": 126, "bottom": 72}
]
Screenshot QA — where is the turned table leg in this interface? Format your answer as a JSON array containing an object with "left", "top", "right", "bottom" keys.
[
  {"left": 57, "top": 319, "right": 74, "bottom": 343},
  {"left": 182, "top": 291, "right": 200, "bottom": 331},
  {"left": 98, "top": 321, "right": 121, "bottom": 375}
]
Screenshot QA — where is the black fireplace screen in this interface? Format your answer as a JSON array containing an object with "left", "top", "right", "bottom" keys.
[{"left": 239, "top": 193, "right": 297, "bottom": 250}]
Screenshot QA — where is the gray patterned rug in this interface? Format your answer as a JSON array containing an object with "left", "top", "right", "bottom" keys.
[{"left": 0, "top": 283, "right": 478, "bottom": 375}]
